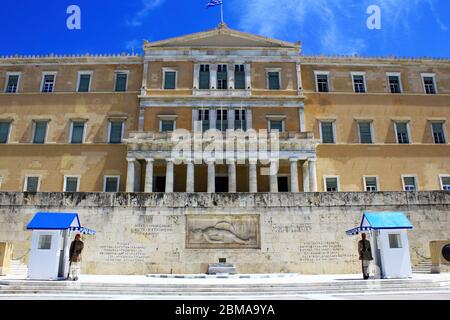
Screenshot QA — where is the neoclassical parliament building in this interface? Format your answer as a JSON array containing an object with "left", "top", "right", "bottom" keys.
[{"left": 1, "top": 23, "right": 449, "bottom": 195}]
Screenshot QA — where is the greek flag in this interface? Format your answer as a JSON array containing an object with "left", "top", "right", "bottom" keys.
[{"left": 206, "top": 0, "right": 223, "bottom": 8}]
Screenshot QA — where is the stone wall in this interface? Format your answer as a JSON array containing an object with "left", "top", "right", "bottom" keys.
[{"left": 0, "top": 192, "right": 449, "bottom": 275}]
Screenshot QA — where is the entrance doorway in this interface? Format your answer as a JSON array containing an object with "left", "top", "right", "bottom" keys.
[
  {"left": 155, "top": 176, "right": 166, "bottom": 192},
  {"left": 215, "top": 176, "right": 229, "bottom": 192},
  {"left": 278, "top": 176, "right": 289, "bottom": 192}
]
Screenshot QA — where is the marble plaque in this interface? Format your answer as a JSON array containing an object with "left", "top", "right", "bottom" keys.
[{"left": 186, "top": 214, "right": 260, "bottom": 249}]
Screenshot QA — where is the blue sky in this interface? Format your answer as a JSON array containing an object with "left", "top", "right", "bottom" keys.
[{"left": 0, "top": 0, "right": 449, "bottom": 57}]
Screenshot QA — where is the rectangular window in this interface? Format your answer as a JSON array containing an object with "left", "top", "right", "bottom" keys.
[
  {"left": 395, "top": 122, "right": 410, "bottom": 144},
  {"left": 104, "top": 176, "right": 120, "bottom": 192},
  {"left": 64, "top": 176, "right": 79, "bottom": 192},
  {"left": 403, "top": 176, "right": 416, "bottom": 192},
  {"left": 217, "top": 109, "right": 228, "bottom": 131},
  {"left": 114, "top": 72, "right": 128, "bottom": 92},
  {"left": 198, "top": 109, "right": 210, "bottom": 132},
  {"left": 163, "top": 71, "right": 176, "bottom": 90},
  {"left": 422, "top": 75, "right": 437, "bottom": 94},
  {"left": 77, "top": 73, "right": 91, "bottom": 92},
  {"left": 316, "top": 74, "right": 329, "bottom": 92},
  {"left": 364, "top": 177, "right": 378, "bottom": 192},
  {"left": 234, "top": 109, "right": 246, "bottom": 131},
  {"left": 388, "top": 234, "right": 402, "bottom": 249},
  {"left": 234, "top": 65, "right": 246, "bottom": 90},
  {"left": 24, "top": 176, "right": 40, "bottom": 192},
  {"left": 32, "top": 121, "right": 48, "bottom": 144},
  {"left": 199, "top": 64, "right": 210, "bottom": 89},
  {"left": 388, "top": 75, "right": 402, "bottom": 93},
  {"left": 217, "top": 64, "right": 228, "bottom": 90},
  {"left": 268, "top": 72, "right": 281, "bottom": 90},
  {"left": 109, "top": 121, "right": 123, "bottom": 143},
  {"left": 441, "top": 176, "right": 450, "bottom": 191},
  {"left": 41, "top": 74, "right": 55, "bottom": 93},
  {"left": 358, "top": 122, "right": 373, "bottom": 144},
  {"left": 38, "top": 235, "right": 52, "bottom": 250},
  {"left": 269, "top": 120, "right": 283, "bottom": 132},
  {"left": 160, "top": 120, "right": 175, "bottom": 132},
  {"left": 5, "top": 74, "right": 20, "bottom": 93},
  {"left": 325, "top": 177, "right": 339, "bottom": 192},
  {"left": 320, "top": 121, "right": 335, "bottom": 144},
  {"left": 432, "top": 122, "right": 446, "bottom": 144},
  {"left": 0, "top": 122, "right": 11, "bottom": 144},
  {"left": 70, "top": 121, "right": 85, "bottom": 144},
  {"left": 352, "top": 74, "right": 366, "bottom": 93}
]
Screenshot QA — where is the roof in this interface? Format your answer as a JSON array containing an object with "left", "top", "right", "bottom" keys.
[
  {"left": 346, "top": 211, "right": 413, "bottom": 236},
  {"left": 26, "top": 212, "right": 96, "bottom": 235}
]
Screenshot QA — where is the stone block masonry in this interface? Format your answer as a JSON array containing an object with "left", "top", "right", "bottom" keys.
[{"left": 0, "top": 192, "right": 448, "bottom": 275}]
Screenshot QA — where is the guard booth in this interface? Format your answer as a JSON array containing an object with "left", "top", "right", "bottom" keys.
[
  {"left": 346, "top": 212, "right": 414, "bottom": 279},
  {"left": 26, "top": 212, "right": 96, "bottom": 280}
]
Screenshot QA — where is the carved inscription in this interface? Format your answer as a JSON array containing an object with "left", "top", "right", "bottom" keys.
[
  {"left": 130, "top": 215, "right": 174, "bottom": 237},
  {"left": 186, "top": 214, "right": 260, "bottom": 249},
  {"left": 272, "top": 223, "right": 312, "bottom": 233},
  {"left": 298, "top": 241, "right": 357, "bottom": 263},
  {"left": 99, "top": 242, "right": 148, "bottom": 262}
]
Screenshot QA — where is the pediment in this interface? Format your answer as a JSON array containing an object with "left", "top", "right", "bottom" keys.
[{"left": 144, "top": 24, "right": 299, "bottom": 50}]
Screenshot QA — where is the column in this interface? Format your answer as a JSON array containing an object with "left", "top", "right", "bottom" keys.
[
  {"left": 228, "top": 63, "right": 235, "bottom": 89},
  {"left": 210, "top": 64, "right": 217, "bottom": 90},
  {"left": 141, "top": 62, "right": 149, "bottom": 96},
  {"left": 302, "top": 160, "right": 310, "bottom": 192},
  {"left": 245, "top": 63, "right": 251, "bottom": 90},
  {"left": 249, "top": 159, "right": 258, "bottom": 193},
  {"left": 144, "top": 158, "right": 154, "bottom": 193},
  {"left": 245, "top": 109, "right": 253, "bottom": 131},
  {"left": 186, "top": 160, "right": 195, "bottom": 193},
  {"left": 290, "top": 158, "right": 299, "bottom": 193},
  {"left": 269, "top": 160, "right": 278, "bottom": 193},
  {"left": 193, "top": 64, "right": 200, "bottom": 89},
  {"left": 126, "top": 158, "right": 136, "bottom": 192},
  {"left": 207, "top": 159, "right": 215, "bottom": 193},
  {"left": 165, "top": 158, "right": 174, "bottom": 193},
  {"left": 299, "top": 107, "right": 306, "bottom": 133},
  {"left": 228, "top": 108, "right": 235, "bottom": 130},
  {"left": 210, "top": 108, "right": 217, "bottom": 130},
  {"left": 309, "top": 159, "right": 318, "bottom": 192},
  {"left": 228, "top": 159, "right": 236, "bottom": 193},
  {"left": 296, "top": 62, "right": 303, "bottom": 96}
]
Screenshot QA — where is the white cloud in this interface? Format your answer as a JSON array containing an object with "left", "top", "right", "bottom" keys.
[
  {"left": 127, "top": 0, "right": 165, "bottom": 27},
  {"left": 233, "top": 0, "right": 447, "bottom": 54}
]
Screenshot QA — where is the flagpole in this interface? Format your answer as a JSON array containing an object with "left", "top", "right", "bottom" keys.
[{"left": 221, "top": 2, "right": 224, "bottom": 24}]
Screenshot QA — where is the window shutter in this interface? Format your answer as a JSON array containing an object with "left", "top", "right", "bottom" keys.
[
  {"left": 404, "top": 177, "right": 415, "bottom": 187},
  {"left": 164, "top": 72, "right": 176, "bottom": 89},
  {"left": 71, "top": 122, "right": 85, "bottom": 143},
  {"left": 359, "top": 122, "right": 372, "bottom": 143},
  {"left": 268, "top": 72, "right": 280, "bottom": 90},
  {"left": 105, "top": 177, "right": 119, "bottom": 192},
  {"left": 7, "top": 75, "right": 19, "bottom": 92},
  {"left": 26, "top": 177, "right": 39, "bottom": 192},
  {"left": 109, "top": 122, "right": 123, "bottom": 143},
  {"left": 161, "top": 120, "right": 174, "bottom": 132},
  {"left": 115, "top": 73, "right": 127, "bottom": 92},
  {"left": 0, "top": 122, "right": 10, "bottom": 143},
  {"left": 33, "top": 122, "right": 47, "bottom": 144},
  {"left": 65, "top": 178, "right": 78, "bottom": 192},
  {"left": 321, "top": 122, "right": 334, "bottom": 143},
  {"left": 78, "top": 74, "right": 91, "bottom": 92},
  {"left": 235, "top": 65, "right": 245, "bottom": 89},
  {"left": 326, "top": 178, "right": 338, "bottom": 191}
]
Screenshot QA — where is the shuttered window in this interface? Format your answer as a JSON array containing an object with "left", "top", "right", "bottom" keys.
[
  {"left": 268, "top": 72, "right": 280, "bottom": 90},
  {"left": 71, "top": 121, "right": 85, "bottom": 144},
  {"left": 6, "top": 75, "right": 19, "bottom": 93},
  {"left": 353, "top": 75, "right": 366, "bottom": 93},
  {"left": 65, "top": 177, "right": 79, "bottom": 192},
  {"left": 105, "top": 177, "right": 119, "bottom": 192},
  {"left": 235, "top": 109, "right": 246, "bottom": 130},
  {"left": 316, "top": 74, "right": 329, "bottom": 92},
  {"left": 164, "top": 71, "right": 176, "bottom": 89},
  {"left": 25, "top": 176, "right": 39, "bottom": 192},
  {"left": 403, "top": 176, "right": 416, "bottom": 191},
  {"left": 432, "top": 122, "right": 446, "bottom": 144},
  {"left": 235, "top": 65, "right": 245, "bottom": 89},
  {"left": 33, "top": 121, "right": 48, "bottom": 144},
  {"left": 395, "top": 122, "right": 409, "bottom": 144},
  {"left": 115, "top": 73, "right": 128, "bottom": 92},
  {"left": 109, "top": 121, "right": 123, "bottom": 143},
  {"left": 160, "top": 120, "right": 175, "bottom": 132},
  {"left": 365, "top": 177, "right": 378, "bottom": 192},
  {"left": 198, "top": 109, "right": 210, "bottom": 132},
  {"left": 269, "top": 120, "right": 283, "bottom": 132},
  {"left": 321, "top": 122, "right": 335, "bottom": 144},
  {"left": 78, "top": 74, "right": 91, "bottom": 92},
  {"left": 441, "top": 177, "right": 450, "bottom": 191},
  {"left": 358, "top": 122, "right": 373, "bottom": 144},
  {"left": 42, "top": 74, "right": 55, "bottom": 93},
  {"left": 0, "top": 122, "right": 11, "bottom": 143},
  {"left": 325, "top": 177, "right": 338, "bottom": 192},
  {"left": 199, "top": 65, "right": 210, "bottom": 89},
  {"left": 217, "top": 64, "right": 228, "bottom": 90}
]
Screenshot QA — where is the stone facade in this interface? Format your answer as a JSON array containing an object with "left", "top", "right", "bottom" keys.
[{"left": 0, "top": 191, "right": 448, "bottom": 275}]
